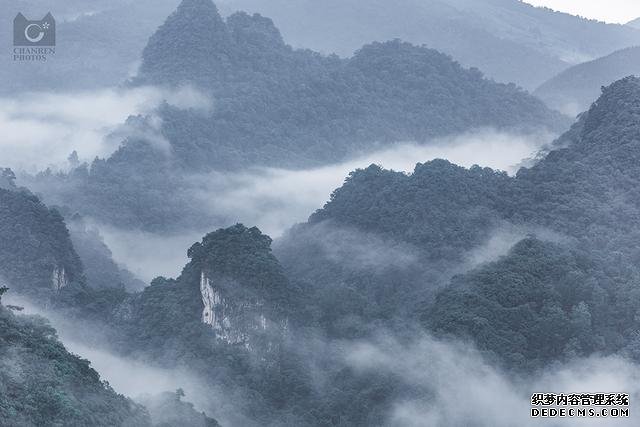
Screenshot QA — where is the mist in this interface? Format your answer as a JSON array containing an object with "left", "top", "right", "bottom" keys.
[
  {"left": 2, "top": 293, "right": 251, "bottom": 426},
  {"left": 87, "top": 128, "right": 554, "bottom": 282},
  {"left": 192, "top": 128, "right": 554, "bottom": 237},
  {"left": 345, "top": 333, "right": 638, "bottom": 427},
  {"left": 0, "top": 86, "right": 211, "bottom": 172}
]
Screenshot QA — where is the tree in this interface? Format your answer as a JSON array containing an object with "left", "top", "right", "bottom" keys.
[{"left": 0, "top": 168, "right": 16, "bottom": 189}]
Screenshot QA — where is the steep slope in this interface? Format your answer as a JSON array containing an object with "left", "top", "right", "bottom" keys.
[
  {"left": 137, "top": 0, "right": 233, "bottom": 88},
  {"left": 535, "top": 46, "right": 640, "bottom": 115},
  {"left": 0, "top": 299, "right": 152, "bottom": 426},
  {"left": 307, "top": 160, "right": 513, "bottom": 261},
  {"left": 441, "top": 78, "right": 640, "bottom": 368},
  {"left": 0, "top": 184, "right": 83, "bottom": 298},
  {"left": 25, "top": 0, "right": 569, "bottom": 232},
  {"left": 0, "top": 178, "right": 142, "bottom": 325},
  {"left": 115, "top": 224, "right": 292, "bottom": 353},
  {"left": 219, "top": 0, "right": 640, "bottom": 89},
  {"left": 66, "top": 217, "right": 146, "bottom": 291},
  {"left": 111, "top": 225, "right": 304, "bottom": 424},
  {"left": 281, "top": 77, "right": 640, "bottom": 370},
  {"left": 109, "top": 224, "right": 415, "bottom": 425}
]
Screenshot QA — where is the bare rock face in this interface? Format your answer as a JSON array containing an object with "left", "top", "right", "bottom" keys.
[
  {"left": 186, "top": 225, "right": 292, "bottom": 349},
  {"left": 52, "top": 266, "right": 69, "bottom": 291},
  {"left": 200, "top": 270, "right": 282, "bottom": 348}
]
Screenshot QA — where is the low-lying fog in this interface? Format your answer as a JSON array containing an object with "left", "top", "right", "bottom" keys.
[
  {"left": 96, "top": 128, "right": 555, "bottom": 282},
  {"left": 5, "top": 294, "right": 637, "bottom": 427}
]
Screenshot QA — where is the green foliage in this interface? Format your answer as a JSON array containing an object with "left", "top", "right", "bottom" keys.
[
  {"left": 289, "top": 77, "right": 640, "bottom": 370},
  {"left": 310, "top": 161, "right": 512, "bottom": 261},
  {"left": 0, "top": 305, "right": 152, "bottom": 426},
  {"left": 137, "top": 390, "right": 220, "bottom": 427},
  {"left": 426, "top": 239, "right": 603, "bottom": 370},
  {"left": 24, "top": 0, "right": 568, "bottom": 232},
  {"left": 0, "top": 187, "right": 84, "bottom": 298}
]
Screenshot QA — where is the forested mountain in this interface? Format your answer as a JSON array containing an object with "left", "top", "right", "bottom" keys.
[
  {"left": 0, "top": 181, "right": 83, "bottom": 299},
  {"left": 24, "top": 0, "right": 568, "bottom": 232},
  {"left": 535, "top": 47, "right": 640, "bottom": 115},
  {"left": 133, "top": 0, "right": 567, "bottom": 167},
  {"left": 0, "top": 293, "right": 221, "bottom": 427},
  {"left": 0, "top": 294, "right": 152, "bottom": 426},
  {"left": 219, "top": 0, "right": 640, "bottom": 89},
  {"left": 114, "top": 224, "right": 293, "bottom": 354},
  {"left": 0, "top": 177, "right": 142, "bottom": 296},
  {"left": 0, "top": 182, "right": 219, "bottom": 425},
  {"left": 4, "top": 0, "right": 639, "bottom": 93},
  {"left": 66, "top": 218, "right": 146, "bottom": 292},
  {"left": 69, "top": 78, "right": 640, "bottom": 424},
  {"left": 103, "top": 224, "right": 436, "bottom": 425},
  {"left": 282, "top": 76, "right": 640, "bottom": 371},
  {"left": 7, "top": 77, "right": 640, "bottom": 425},
  {"left": 7, "top": 1, "right": 640, "bottom": 425}
]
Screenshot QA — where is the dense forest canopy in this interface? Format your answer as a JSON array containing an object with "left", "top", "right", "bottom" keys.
[
  {"left": 219, "top": 0, "right": 640, "bottom": 89},
  {"left": 285, "top": 77, "right": 640, "bottom": 371},
  {"left": 4, "top": 1, "right": 640, "bottom": 426},
  {"left": 22, "top": 0, "right": 568, "bottom": 233}
]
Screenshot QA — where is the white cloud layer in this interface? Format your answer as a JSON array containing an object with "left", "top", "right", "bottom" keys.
[
  {"left": 96, "top": 128, "right": 553, "bottom": 282},
  {"left": 0, "top": 86, "right": 211, "bottom": 172},
  {"left": 346, "top": 334, "right": 639, "bottom": 427}
]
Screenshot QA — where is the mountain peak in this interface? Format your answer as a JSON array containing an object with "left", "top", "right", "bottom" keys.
[
  {"left": 581, "top": 76, "right": 640, "bottom": 142},
  {"left": 137, "top": 0, "right": 232, "bottom": 87},
  {"left": 227, "top": 11, "right": 285, "bottom": 49},
  {"left": 185, "top": 224, "right": 287, "bottom": 292}
]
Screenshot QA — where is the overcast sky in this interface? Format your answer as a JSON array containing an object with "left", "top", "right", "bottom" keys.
[{"left": 524, "top": 0, "right": 640, "bottom": 24}]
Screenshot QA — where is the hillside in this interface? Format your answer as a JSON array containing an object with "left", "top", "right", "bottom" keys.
[
  {"left": 281, "top": 76, "right": 640, "bottom": 370},
  {"left": 3, "top": 0, "right": 639, "bottom": 93},
  {"left": 0, "top": 184, "right": 84, "bottom": 299},
  {"left": 218, "top": 0, "right": 640, "bottom": 89},
  {"left": 12, "top": 78, "right": 640, "bottom": 424},
  {"left": 535, "top": 46, "right": 640, "bottom": 115},
  {"left": 0, "top": 294, "right": 152, "bottom": 426},
  {"left": 23, "top": 0, "right": 569, "bottom": 232}
]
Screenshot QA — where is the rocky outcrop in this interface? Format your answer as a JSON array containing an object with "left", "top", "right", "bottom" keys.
[
  {"left": 200, "top": 270, "right": 277, "bottom": 348},
  {"left": 186, "top": 225, "right": 292, "bottom": 349},
  {"left": 52, "top": 266, "right": 69, "bottom": 291}
]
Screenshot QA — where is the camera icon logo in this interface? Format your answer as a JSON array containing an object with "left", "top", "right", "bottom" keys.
[{"left": 14, "top": 12, "right": 56, "bottom": 46}]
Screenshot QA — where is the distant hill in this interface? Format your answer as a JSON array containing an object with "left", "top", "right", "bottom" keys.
[
  {"left": 133, "top": 0, "right": 568, "bottom": 167},
  {"left": 24, "top": 0, "right": 569, "bottom": 232},
  {"left": 0, "top": 0, "right": 178, "bottom": 94},
  {"left": 4, "top": 0, "right": 638, "bottom": 93},
  {"left": 627, "top": 17, "right": 640, "bottom": 29},
  {"left": 535, "top": 46, "right": 640, "bottom": 115},
  {"left": 281, "top": 76, "right": 640, "bottom": 370},
  {"left": 218, "top": 0, "right": 640, "bottom": 89}
]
